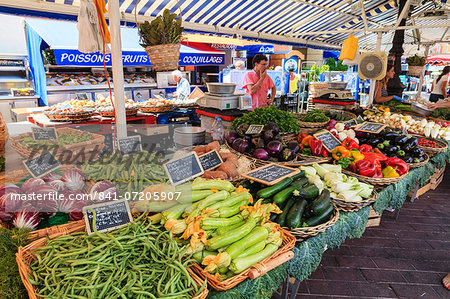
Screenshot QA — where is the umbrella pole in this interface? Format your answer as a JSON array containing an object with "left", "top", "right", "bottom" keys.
[{"left": 108, "top": 0, "right": 127, "bottom": 139}]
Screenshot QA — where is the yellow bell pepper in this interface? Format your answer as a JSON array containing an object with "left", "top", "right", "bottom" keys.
[
  {"left": 382, "top": 166, "right": 399, "bottom": 178},
  {"left": 349, "top": 150, "right": 365, "bottom": 164},
  {"left": 332, "top": 146, "right": 350, "bottom": 161}
]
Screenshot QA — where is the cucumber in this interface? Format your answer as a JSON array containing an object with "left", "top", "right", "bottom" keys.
[
  {"left": 256, "top": 171, "right": 305, "bottom": 199},
  {"left": 277, "top": 200, "right": 295, "bottom": 227},
  {"left": 297, "top": 184, "right": 320, "bottom": 199},
  {"left": 285, "top": 199, "right": 307, "bottom": 228},
  {"left": 305, "top": 204, "right": 334, "bottom": 227},
  {"left": 273, "top": 180, "right": 306, "bottom": 206},
  {"left": 311, "top": 189, "right": 331, "bottom": 215},
  {"left": 225, "top": 226, "right": 270, "bottom": 259}
]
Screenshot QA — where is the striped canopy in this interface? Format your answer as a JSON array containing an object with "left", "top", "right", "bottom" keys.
[{"left": 1, "top": 0, "right": 449, "bottom": 52}]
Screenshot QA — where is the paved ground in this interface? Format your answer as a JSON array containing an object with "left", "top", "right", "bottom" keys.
[{"left": 298, "top": 167, "right": 450, "bottom": 299}]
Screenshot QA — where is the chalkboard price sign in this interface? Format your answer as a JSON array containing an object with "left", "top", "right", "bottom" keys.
[
  {"left": 164, "top": 152, "right": 204, "bottom": 185},
  {"left": 118, "top": 135, "right": 142, "bottom": 155},
  {"left": 83, "top": 199, "right": 133, "bottom": 235},
  {"left": 242, "top": 164, "right": 299, "bottom": 185},
  {"left": 32, "top": 127, "right": 57, "bottom": 140},
  {"left": 198, "top": 150, "right": 223, "bottom": 171},
  {"left": 313, "top": 130, "right": 342, "bottom": 152},
  {"left": 354, "top": 122, "right": 386, "bottom": 134},
  {"left": 344, "top": 119, "right": 357, "bottom": 128},
  {"left": 245, "top": 125, "right": 264, "bottom": 135},
  {"left": 23, "top": 152, "right": 60, "bottom": 178},
  {"left": 76, "top": 93, "right": 89, "bottom": 101}
]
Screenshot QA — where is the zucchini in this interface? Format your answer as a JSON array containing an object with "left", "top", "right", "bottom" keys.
[
  {"left": 214, "top": 220, "right": 245, "bottom": 236},
  {"left": 273, "top": 178, "right": 309, "bottom": 206},
  {"left": 225, "top": 226, "right": 270, "bottom": 259},
  {"left": 311, "top": 189, "right": 331, "bottom": 215},
  {"left": 277, "top": 200, "right": 295, "bottom": 227},
  {"left": 206, "top": 217, "right": 259, "bottom": 250},
  {"left": 285, "top": 199, "right": 307, "bottom": 228},
  {"left": 229, "top": 243, "right": 279, "bottom": 274},
  {"left": 256, "top": 171, "right": 305, "bottom": 199},
  {"left": 190, "top": 190, "right": 214, "bottom": 202},
  {"left": 261, "top": 198, "right": 273, "bottom": 205},
  {"left": 217, "top": 200, "right": 248, "bottom": 218},
  {"left": 218, "top": 267, "right": 228, "bottom": 274},
  {"left": 201, "top": 214, "right": 245, "bottom": 230},
  {"left": 297, "top": 184, "right": 320, "bottom": 199},
  {"left": 161, "top": 204, "right": 190, "bottom": 224},
  {"left": 305, "top": 204, "right": 334, "bottom": 227},
  {"left": 208, "top": 192, "right": 250, "bottom": 211},
  {"left": 235, "top": 239, "right": 266, "bottom": 259},
  {"left": 193, "top": 250, "right": 217, "bottom": 263}
]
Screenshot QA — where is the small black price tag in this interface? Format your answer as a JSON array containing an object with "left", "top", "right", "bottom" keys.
[
  {"left": 242, "top": 164, "right": 299, "bottom": 186},
  {"left": 118, "top": 135, "right": 142, "bottom": 156},
  {"left": 83, "top": 199, "right": 133, "bottom": 235},
  {"left": 313, "top": 130, "right": 342, "bottom": 152},
  {"left": 164, "top": 152, "right": 204, "bottom": 185},
  {"left": 198, "top": 150, "right": 223, "bottom": 171},
  {"left": 32, "top": 127, "right": 57, "bottom": 140},
  {"left": 23, "top": 152, "right": 60, "bottom": 178}
]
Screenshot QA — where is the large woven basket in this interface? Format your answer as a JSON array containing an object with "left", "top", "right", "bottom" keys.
[
  {"left": 408, "top": 153, "right": 429, "bottom": 169},
  {"left": 145, "top": 44, "right": 180, "bottom": 71},
  {"left": 295, "top": 115, "right": 330, "bottom": 128},
  {"left": 418, "top": 137, "right": 448, "bottom": 156},
  {"left": 342, "top": 169, "right": 408, "bottom": 186},
  {"left": 286, "top": 204, "right": 339, "bottom": 241},
  {"left": 16, "top": 222, "right": 208, "bottom": 299},
  {"left": 191, "top": 227, "right": 296, "bottom": 291},
  {"left": 408, "top": 65, "right": 425, "bottom": 77},
  {"left": 331, "top": 191, "right": 377, "bottom": 212},
  {"left": 139, "top": 105, "right": 174, "bottom": 113},
  {"left": 320, "top": 109, "right": 357, "bottom": 124},
  {"left": 9, "top": 127, "right": 105, "bottom": 162}
]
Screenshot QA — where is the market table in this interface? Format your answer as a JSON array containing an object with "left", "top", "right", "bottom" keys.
[{"left": 206, "top": 144, "right": 450, "bottom": 299}]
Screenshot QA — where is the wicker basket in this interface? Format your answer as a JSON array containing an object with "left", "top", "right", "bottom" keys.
[
  {"left": 342, "top": 169, "right": 408, "bottom": 186},
  {"left": 408, "top": 65, "right": 425, "bottom": 77},
  {"left": 331, "top": 191, "right": 377, "bottom": 212},
  {"left": 191, "top": 227, "right": 296, "bottom": 291},
  {"left": 286, "top": 204, "right": 339, "bottom": 241},
  {"left": 98, "top": 108, "right": 138, "bottom": 118},
  {"left": 10, "top": 127, "right": 105, "bottom": 162},
  {"left": 43, "top": 110, "right": 93, "bottom": 122},
  {"left": 298, "top": 126, "right": 322, "bottom": 135},
  {"left": 139, "top": 105, "right": 174, "bottom": 113},
  {"left": 16, "top": 222, "right": 208, "bottom": 299},
  {"left": 418, "top": 138, "right": 448, "bottom": 156},
  {"left": 0, "top": 112, "right": 7, "bottom": 151},
  {"left": 295, "top": 115, "right": 330, "bottom": 128},
  {"left": 145, "top": 44, "right": 180, "bottom": 72},
  {"left": 407, "top": 153, "right": 429, "bottom": 169}
]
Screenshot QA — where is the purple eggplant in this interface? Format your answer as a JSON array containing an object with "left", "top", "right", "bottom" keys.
[
  {"left": 279, "top": 148, "right": 294, "bottom": 161},
  {"left": 253, "top": 148, "right": 269, "bottom": 160},
  {"left": 262, "top": 130, "right": 274, "bottom": 143},
  {"left": 236, "top": 123, "right": 249, "bottom": 137},
  {"left": 225, "top": 130, "right": 239, "bottom": 145},
  {"left": 232, "top": 138, "right": 249, "bottom": 153},
  {"left": 264, "top": 122, "right": 279, "bottom": 136},
  {"left": 266, "top": 140, "right": 283, "bottom": 156},
  {"left": 251, "top": 137, "right": 265, "bottom": 149},
  {"left": 287, "top": 141, "right": 301, "bottom": 155}
]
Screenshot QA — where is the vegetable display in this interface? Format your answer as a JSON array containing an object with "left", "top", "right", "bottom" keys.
[
  {"left": 297, "top": 109, "right": 329, "bottom": 123},
  {"left": 226, "top": 122, "right": 300, "bottom": 162},
  {"left": 18, "top": 133, "right": 93, "bottom": 148},
  {"left": 28, "top": 216, "right": 206, "bottom": 298},
  {"left": 152, "top": 178, "right": 285, "bottom": 280},
  {"left": 231, "top": 106, "right": 300, "bottom": 133},
  {"left": 323, "top": 110, "right": 353, "bottom": 122},
  {"left": 82, "top": 151, "right": 167, "bottom": 195},
  {"left": 296, "top": 133, "right": 328, "bottom": 157}
]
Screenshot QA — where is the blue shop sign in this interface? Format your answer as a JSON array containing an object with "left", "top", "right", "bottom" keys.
[
  {"left": 235, "top": 45, "right": 274, "bottom": 54},
  {"left": 54, "top": 49, "right": 224, "bottom": 66}
]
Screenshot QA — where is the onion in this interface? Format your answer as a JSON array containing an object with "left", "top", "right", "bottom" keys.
[
  {"left": 62, "top": 169, "right": 86, "bottom": 191},
  {"left": 49, "top": 180, "right": 67, "bottom": 193},
  {"left": 20, "top": 178, "right": 45, "bottom": 193},
  {"left": 12, "top": 210, "right": 40, "bottom": 230},
  {"left": 41, "top": 171, "right": 62, "bottom": 183}
]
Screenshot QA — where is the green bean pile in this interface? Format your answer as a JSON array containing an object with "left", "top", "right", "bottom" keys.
[
  {"left": 82, "top": 151, "right": 168, "bottom": 195},
  {"left": 29, "top": 218, "right": 206, "bottom": 298}
]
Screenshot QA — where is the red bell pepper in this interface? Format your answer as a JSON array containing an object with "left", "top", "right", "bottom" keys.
[
  {"left": 309, "top": 138, "right": 323, "bottom": 156},
  {"left": 356, "top": 160, "right": 377, "bottom": 177},
  {"left": 359, "top": 144, "right": 373, "bottom": 153},
  {"left": 384, "top": 157, "right": 409, "bottom": 175},
  {"left": 373, "top": 167, "right": 383, "bottom": 178},
  {"left": 321, "top": 148, "right": 328, "bottom": 157},
  {"left": 371, "top": 148, "right": 384, "bottom": 155},
  {"left": 342, "top": 138, "right": 359, "bottom": 150},
  {"left": 298, "top": 143, "right": 305, "bottom": 152},
  {"left": 297, "top": 132, "right": 307, "bottom": 144},
  {"left": 363, "top": 152, "right": 388, "bottom": 163}
]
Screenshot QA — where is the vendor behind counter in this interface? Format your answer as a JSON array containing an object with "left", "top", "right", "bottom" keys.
[{"left": 172, "top": 70, "right": 191, "bottom": 100}]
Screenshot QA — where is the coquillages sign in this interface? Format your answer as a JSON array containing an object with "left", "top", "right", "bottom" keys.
[{"left": 54, "top": 49, "right": 224, "bottom": 66}]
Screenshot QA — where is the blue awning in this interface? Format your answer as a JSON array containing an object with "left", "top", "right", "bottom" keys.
[
  {"left": 25, "top": 18, "right": 225, "bottom": 66},
  {"left": 235, "top": 45, "right": 274, "bottom": 54}
]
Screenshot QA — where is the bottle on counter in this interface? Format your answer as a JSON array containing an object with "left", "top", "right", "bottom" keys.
[{"left": 211, "top": 116, "right": 224, "bottom": 144}]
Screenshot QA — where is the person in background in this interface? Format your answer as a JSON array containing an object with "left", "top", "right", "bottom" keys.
[
  {"left": 235, "top": 61, "right": 245, "bottom": 70},
  {"left": 429, "top": 66, "right": 450, "bottom": 103},
  {"left": 172, "top": 70, "right": 190, "bottom": 100},
  {"left": 429, "top": 100, "right": 450, "bottom": 109},
  {"left": 288, "top": 68, "right": 300, "bottom": 93},
  {"left": 374, "top": 64, "right": 404, "bottom": 103},
  {"left": 243, "top": 54, "right": 276, "bottom": 109}
]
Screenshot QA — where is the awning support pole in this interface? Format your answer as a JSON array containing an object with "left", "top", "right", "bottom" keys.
[
  {"left": 368, "top": 32, "right": 383, "bottom": 106},
  {"left": 416, "top": 44, "right": 429, "bottom": 100},
  {"left": 108, "top": 0, "right": 127, "bottom": 139}
]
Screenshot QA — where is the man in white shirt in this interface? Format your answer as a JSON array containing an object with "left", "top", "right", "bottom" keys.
[{"left": 172, "top": 70, "right": 190, "bottom": 100}]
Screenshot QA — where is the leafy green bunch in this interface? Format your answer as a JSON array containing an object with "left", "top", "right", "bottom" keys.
[
  {"left": 139, "top": 9, "right": 184, "bottom": 47},
  {"left": 298, "top": 109, "right": 329, "bottom": 122},
  {"left": 406, "top": 54, "right": 426, "bottom": 66},
  {"left": 232, "top": 106, "right": 300, "bottom": 133}
]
